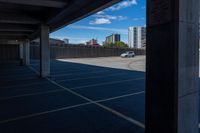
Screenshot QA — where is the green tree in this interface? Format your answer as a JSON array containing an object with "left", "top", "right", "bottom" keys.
[
  {"left": 103, "top": 42, "right": 114, "bottom": 48},
  {"left": 103, "top": 41, "right": 128, "bottom": 48},
  {"left": 115, "top": 41, "right": 128, "bottom": 48}
]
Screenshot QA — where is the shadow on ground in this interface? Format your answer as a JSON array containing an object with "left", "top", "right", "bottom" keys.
[{"left": 0, "top": 59, "right": 146, "bottom": 133}]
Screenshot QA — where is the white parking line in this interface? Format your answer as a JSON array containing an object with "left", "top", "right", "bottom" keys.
[
  {"left": 1, "top": 81, "right": 49, "bottom": 89},
  {"left": 0, "top": 73, "right": 36, "bottom": 78},
  {"left": 96, "top": 91, "right": 145, "bottom": 103},
  {"left": 0, "top": 102, "right": 92, "bottom": 124},
  {"left": 51, "top": 69, "right": 86, "bottom": 75},
  {"left": 52, "top": 70, "right": 111, "bottom": 77},
  {"left": 48, "top": 79, "right": 145, "bottom": 129},
  {"left": 29, "top": 66, "right": 39, "bottom": 75},
  {"left": 29, "top": 66, "right": 145, "bottom": 128},
  {"left": 71, "top": 77, "right": 144, "bottom": 90},
  {"left": 1, "top": 66, "right": 143, "bottom": 101},
  {"left": 0, "top": 91, "right": 144, "bottom": 125},
  {"left": 0, "top": 89, "right": 65, "bottom": 101},
  {"left": 0, "top": 77, "right": 144, "bottom": 100},
  {"left": 2, "top": 77, "right": 38, "bottom": 82},
  {"left": 57, "top": 73, "right": 127, "bottom": 82}
]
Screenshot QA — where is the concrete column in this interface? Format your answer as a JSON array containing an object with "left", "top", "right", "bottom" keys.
[
  {"left": 40, "top": 24, "right": 50, "bottom": 78},
  {"left": 19, "top": 43, "right": 23, "bottom": 66},
  {"left": 146, "top": 0, "right": 199, "bottom": 133},
  {"left": 23, "top": 40, "right": 30, "bottom": 65}
]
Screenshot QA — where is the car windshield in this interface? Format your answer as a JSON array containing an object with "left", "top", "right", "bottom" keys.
[{"left": 126, "top": 52, "right": 133, "bottom": 54}]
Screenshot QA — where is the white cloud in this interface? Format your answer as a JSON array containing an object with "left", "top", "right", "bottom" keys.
[
  {"left": 90, "top": 1, "right": 131, "bottom": 25},
  {"left": 89, "top": 18, "right": 111, "bottom": 25},
  {"left": 96, "top": 14, "right": 127, "bottom": 20},
  {"left": 96, "top": 11, "right": 105, "bottom": 15},
  {"left": 118, "top": 16, "right": 128, "bottom": 20},
  {"left": 132, "top": 17, "right": 145, "bottom": 21},
  {"left": 97, "top": 15, "right": 117, "bottom": 20},
  {"left": 90, "top": 13, "right": 127, "bottom": 25},
  {"left": 68, "top": 25, "right": 128, "bottom": 35},
  {"left": 109, "top": 0, "right": 137, "bottom": 11}
]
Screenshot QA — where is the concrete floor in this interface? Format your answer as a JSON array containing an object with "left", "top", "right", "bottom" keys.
[
  {"left": 60, "top": 55, "right": 200, "bottom": 77},
  {"left": 58, "top": 56, "right": 146, "bottom": 72},
  {"left": 0, "top": 57, "right": 145, "bottom": 133},
  {"left": 1, "top": 56, "right": 199, "bottom": 132}
]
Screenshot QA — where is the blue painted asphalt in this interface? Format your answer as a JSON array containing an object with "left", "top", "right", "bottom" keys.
[
  {"left": 0, "top": 60, "right": 145, "bottom": 133},
  {"left": 0, "top": 104, "right": 144, "bottom": 133}
]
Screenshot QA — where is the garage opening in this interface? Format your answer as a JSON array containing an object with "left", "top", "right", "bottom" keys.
[{"left": 0, "top": 0, "right": 199, "bottom": 133}]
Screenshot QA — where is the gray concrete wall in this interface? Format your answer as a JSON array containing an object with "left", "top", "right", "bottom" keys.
[
  {"left": 30, "top": 45, "right": 146, "bottom": 59},
  {"left": 0, "top": 44, "right": 19, "bottom": 64}
]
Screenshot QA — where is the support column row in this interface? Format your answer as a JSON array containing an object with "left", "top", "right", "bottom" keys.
[{"left": 19, "top": 24, "right": 50, "bottom": 78}]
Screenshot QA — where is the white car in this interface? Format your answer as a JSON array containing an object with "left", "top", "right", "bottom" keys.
[{"left": 120, "top": 51, "right": 135, "bottom": 58}]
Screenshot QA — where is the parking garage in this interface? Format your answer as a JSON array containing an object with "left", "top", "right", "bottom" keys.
[{"left": 0, "top": 0, "right": 199, "bottom": 133}]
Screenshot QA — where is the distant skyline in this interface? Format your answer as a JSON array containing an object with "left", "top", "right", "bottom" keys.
[{"left": 50, "top": 0, "right": 146, "bottom": 45}]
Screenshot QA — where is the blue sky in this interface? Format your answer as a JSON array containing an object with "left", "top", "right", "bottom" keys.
[{"left": 50, "top": 0, "right": 146, "bottom": 45}]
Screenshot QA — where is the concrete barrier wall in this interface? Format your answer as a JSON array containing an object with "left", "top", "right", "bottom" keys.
[
  {"left": 0, "top": 44, "right": 19, "bottom": 63},
  {"left": 30, "top": 45, "right": 146, "bottom": 59}
]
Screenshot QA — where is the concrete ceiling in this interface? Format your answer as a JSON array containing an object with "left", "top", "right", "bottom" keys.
[{"left": 0, "top": 0, "right": 121, "bottom": 41}]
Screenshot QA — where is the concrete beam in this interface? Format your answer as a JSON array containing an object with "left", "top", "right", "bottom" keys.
[
  {"left": 0, "top": 36, "right": 27, "bottom": 40},
  {"left": 29, "top": 29, "right": 40, "bottom": 40},
  {"left": 0, "top": 0, "right": 67, "bottom": 8},
  {"left": 146, "top": 0, "right": 199, "bottom": 133},
  {"left": 0, "top": 24, "right": 35, "bottom": 32},
  {"left": 0, "top": 40, "right": 21, "bottom": 44},
  {"left": 48, "top": 0, "right": 121, "bottom": 32},
  {"left": 0, "top": 31, "right": 30, "bottom": 36},
  {"left": 40, "top": 24, "right": 50, "bottom": 78},
  {"left": 0, "top": 13, "right": 40, "bottom": 24}
]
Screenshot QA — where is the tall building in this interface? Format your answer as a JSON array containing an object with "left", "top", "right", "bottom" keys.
[
  {"left": 128, "top": 27, "right": 146, "bottom": 48},
  {"left": 105, "top": 34, "right": 120, "bottom": 44},
  {"left": 63, "top": 38, "right": 69, "bottom": 44}
]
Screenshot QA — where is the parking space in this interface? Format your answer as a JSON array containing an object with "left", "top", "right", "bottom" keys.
[
  {"left": 0, "top": 104, "right": 144, "bottom": 133},
  {"left": 0, "top": 57, "right": 146, "bottom": 133}
]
